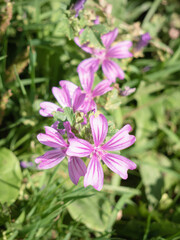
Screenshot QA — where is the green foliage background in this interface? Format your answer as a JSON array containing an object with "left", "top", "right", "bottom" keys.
[{"left": 0, "top": 0, "right": 180, "bottom": 239}]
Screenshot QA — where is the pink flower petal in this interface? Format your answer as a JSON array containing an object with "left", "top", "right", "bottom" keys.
[
  {"left": 51, "top": 121, "right": 66, "bottom": 135},
  {"left": 59, "top": 80, "right": 78, "bottom": 99},
  {"left": 63, "top": 121, "right": 75, "bottom": 139},
  {"left": 92, "top": 80, "right": 113, "bottom": 97},
  {"left": 102, "top": 59, "right": 125, "bottom": 82},
  {"left": 84, "top": 154, "right": 104, "bottom": 191},
  {"left": 77, "top": 58, "right": 100, "bottom": 73},
  {"left": 106, "top": 41, "right": 133, "bottom": 59},
  {"left": 94, "top": 16, "right": 100, "bottom": 25},
  {"left": 72, "top": 87, "right": 86, "bottom": 112},
  {"left": 66, "top": 138, "right": 93, "bottom": 157},
  {"left": 51, "top": 121, "right": 60, "bottom": 130},
  {"left": 102, "top": 124, "right": 136, "bottom": 151},
  {"left": 35, "top": 149, "right": 66, "bottom": 169},
  {"left": 81, "top": 115, "right": 87, "bottom": 125},
  {"left": 78, "top": 67, "right": 94, "bottom": 92},
  {"left": 102, "top": 153, "right": 136, "bottom": 179},
  {"left": 52, "top": 86, "right": 71, "bottom": 108},
  {"left": 80, "top": 98, "right": 97, "bottom": 113},
  {"left": 101, "top": 28, "right": 118, "bottom": 48},
  {"left": 120, "top": 86, "right": 136, "bottom": 96},
  {"left": 90, "top": 114, "right": 108, "bottom": 146},
  {"left": 68, "top": 156, "right": 87, "bottom": 185},
  {"left": 74, "top": 37, "right": 93, "bottom": 54},
  {"left": 39, "top": 101, "right": 62, "bottom": 117},
  {"left": 37, "top": 126, "right": 68, "bottom": 148}
]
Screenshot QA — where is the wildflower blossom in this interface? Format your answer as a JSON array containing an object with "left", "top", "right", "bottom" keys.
[
  {"left": 40, "top": 68, "right": 112, "bottom": 116},
  {"left": 119, "top": 86, "right": 136, "bottom": 96},
  {"left": 75, "top": 28, "right": 133, "bottom": 82},
  {"left": 67, "top": 114, "right": 136, "bottom": 191},
  {"left": 35, "top": 123, "right": 87, "bottom": 185},
  {"left": 135, "top": 32, "right": 151, "bottom": 51},
  {"left": 39, "top": 81, "right": 85, "bottom": 117},
  {"left": 20, "top": 161, "right": 34, "bottom": 168},
  {"left": 73, "top": 0, "right": 87, "bottom": 17}
]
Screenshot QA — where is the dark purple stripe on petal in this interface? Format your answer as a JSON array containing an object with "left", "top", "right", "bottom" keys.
[
  {"left": 68, "top": 156, "right": 87, "bottom": 185},
  {"left": 90, "top": 114, "right": 108, "bottom": 147},
  {"left": 77, "top": 58, "right": 100, "bottom": 73},
  {"left": 67, "top": 138, "right": 93, "bottom": 157},
  {"left": 35, "top": 149, "right": 66, "bottom": 169},
  {"left": 102, "top": 153, "right": 136, "bottom": 179},
  {"left": 107, "top": 41, "right": 133, "bottom": 59},
  {"left": 101, "top": 28, "right": 118, "bottom": 48},
  {"left": 37, "top": 126, "right": 68, "bottom": 148},
  {"left": 102, "top": 124, "right": 136, "bottom": 151},
  {"left": 102, "top": 59, "right": 125, "bottom": 82},
  {"left": 84, "top": 154, "right": 104, "bottom": 191},
  {"left": 92, "top": 80, "right": 113, "bottom": 97}
]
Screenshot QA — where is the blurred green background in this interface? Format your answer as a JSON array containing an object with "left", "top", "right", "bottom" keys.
[{"left": 0, "top": 0, "right": 180, "bottom": 239}]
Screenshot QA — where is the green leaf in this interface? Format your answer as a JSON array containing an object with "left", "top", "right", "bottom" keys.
[
  {"left": 67, "top": 192, "right": 111, "bottom": 232},
  {"left": 0, "top": 55, "right": 7, "bottom": 61},
  {"left": 79, "top": 27, "right": 103, "bottom": 49},
  {"left": 106, "top": 0, "right": 126, "bottom": 19},
  {"left": 64, "top": 107, "right": 75, "bottom": 125},
  {"left": 105, "top": 88, "right": 122, "bottom": 110},
  {"left": 159, "top": 125, "right": 180, "bottom": 145},
  {"left": 91, "top": 24, "right": 109, "bottom": 37},
  {"left": 142, "top": 0, "right": 162, "bottom": 28},
  {"left": 139, "top": 152, "right": 164, "bottom": 207},
  {"left": 53, "top": 111, "right": 66, "bottom": 122},
  {"left": 55, "top": 13, "right": 74, "bottom": 40},
  {"left": 107, "top": 193, "right": 136, "bottom": 231},
  {"left": 0, "top": 148, "right": 22, "bottom": 205}
]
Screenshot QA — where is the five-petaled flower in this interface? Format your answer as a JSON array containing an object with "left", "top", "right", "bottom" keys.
[
  {"left": 40, "top": 68, "right": 112, "bottom": 116},
  {"left": 75, "top": 28, "right": 133, "bottom": 83},
  {"left": 67, "top": 114, "right": 136, "bottom": 191}
]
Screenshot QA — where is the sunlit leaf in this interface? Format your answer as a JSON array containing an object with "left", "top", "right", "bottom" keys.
[{"left": 0, "top": 148, "right": 22, "bottom": 205}]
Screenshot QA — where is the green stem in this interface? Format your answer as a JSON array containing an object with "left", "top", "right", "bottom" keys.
[
  {"left": 143, "top": 213, "right": 152, "bottom": 240},
  {"left": 142, "top": 0, "right": 162, "bottom": 28}
]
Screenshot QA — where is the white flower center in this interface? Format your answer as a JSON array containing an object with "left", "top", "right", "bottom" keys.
[
  {"left": 93, "top": 49, "right": 107, "bottom": 63},
  {"left": 92, "top": 145, "right": 106, "bottom": 160}
]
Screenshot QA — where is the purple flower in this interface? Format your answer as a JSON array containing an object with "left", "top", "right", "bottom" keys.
[
  {"left": 135, "top": 32, "right": 151, "bottom": 51},
  {"left": 74, "top": 28, "right": 133, "bottom": 83},
  {"left": 142, "top": 66, "right": 151, "bottom": 72},
  {"left": 39, "top": 81, "right": 86, "bottom": 117},
  {"left": 20, "top": 161, "right": 34, "bottom": 168},
  {"left": 78, "top": 67, "right": 113, "bottom": 113},
  {"left": 73, "top": 0, "right": 87, "bottom": 17},
  {"left": 94, "top": 16, "right": 100, "bottom": 25},
  {"left": 119, "top": 86, "right": 136, "bottom": 96},
  {"left": 40, "top": 69, "right": 112, "bottom": 116},
  {"left": 51, "top": 121, "right": 75, "bottom": 138},
  {"left": 67, "top": 114, "right": 136, "bottom": 191},
  {"left": 35, "top": 124, "right": 87, "bottom": 185},
  {"left": 39, "top": 102, "right": 63, "bottom": 117}
]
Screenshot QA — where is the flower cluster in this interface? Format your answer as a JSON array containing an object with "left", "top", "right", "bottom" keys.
[
  {"left": 35, "top": 25, "right": 141, "bottom": 191},
  {"left": 75, "top": 28, "right": 133, "bottom": 82}
]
